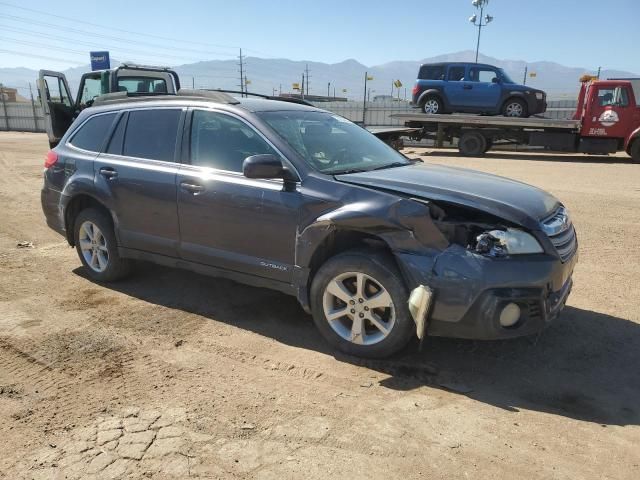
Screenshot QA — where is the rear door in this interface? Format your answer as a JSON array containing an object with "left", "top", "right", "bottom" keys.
[
  {"left": 37, "top": 70, "right": 76, "bottom": 146},
  {"left": 443, "top": 65, "right": 469, "bottom": 108},
  {"left": 94, "top": 107, "right": 184, "bottom": 257}
]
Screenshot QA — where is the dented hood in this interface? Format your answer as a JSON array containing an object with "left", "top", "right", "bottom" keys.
[{"left": 335, "top": 163, "right": 559, "bottom": 229}]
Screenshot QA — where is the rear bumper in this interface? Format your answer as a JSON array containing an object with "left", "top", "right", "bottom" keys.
[
  {"left": 395, "top": 245, "right": 577, "bottom": 340},
  {"left": 41, "top": 186, "right": 65, "bottom": 237}
]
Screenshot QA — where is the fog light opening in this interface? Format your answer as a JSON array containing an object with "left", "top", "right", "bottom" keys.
[{"left": 499, "top": 303, "right": 521, "bottom": 328}]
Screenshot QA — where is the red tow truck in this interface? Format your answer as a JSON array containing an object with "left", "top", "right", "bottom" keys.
[{"left": 389, "top": 76, "right": 640, "bottom": 162}]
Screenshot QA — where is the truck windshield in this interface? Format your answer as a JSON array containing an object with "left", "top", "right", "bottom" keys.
[
  {"left": 498, "top": 68, "right": 515, "bottom": 84},
  {"left": 257, "top": 111, "right": 410, "bottom": 174}
]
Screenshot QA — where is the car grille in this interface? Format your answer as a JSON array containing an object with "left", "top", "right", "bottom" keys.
[{"left": 541, "top": 207, "right": 577, "bottom": 262}]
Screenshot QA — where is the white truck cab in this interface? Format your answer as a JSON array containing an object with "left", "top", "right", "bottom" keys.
[{"left": 37, "top": 64, "right": 180, "bottom": 147}]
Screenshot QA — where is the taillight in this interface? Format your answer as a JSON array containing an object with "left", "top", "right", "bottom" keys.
[
  {"left": 412, "top": 85, "right": 420, "bottom": 96},
  {"left": 44, "top": 150, "right": 58, "bottom": 169}
]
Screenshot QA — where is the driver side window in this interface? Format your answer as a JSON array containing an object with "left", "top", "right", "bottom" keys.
[{"left": 190, "top": 110, "right": 277, "bottom": 172}]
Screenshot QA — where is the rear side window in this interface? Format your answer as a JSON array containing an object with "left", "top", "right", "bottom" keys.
[
  {"left": 123, "top": 109, "right": 181, "bottom": 162},
  {"left": 418, "top": 65, "right": 445, "bottom": 80},
  {"left": 448, "top": 66, "right": 467, "bottom": 81},
  {"left": 106, "top": 113, "right": 127, "bottom": 155},
  {"left": 69, "top": 113, "right": 116, "bottom": 152},
  {"left": 118, "top": 77, "right": 168, "bottom": 94}
]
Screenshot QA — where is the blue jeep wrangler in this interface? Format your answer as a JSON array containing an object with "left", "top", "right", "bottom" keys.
[{"left": 411, "top": 62, "right": 546, "bottom": 118}]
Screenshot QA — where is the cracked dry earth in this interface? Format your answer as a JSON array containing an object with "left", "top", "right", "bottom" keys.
[{"left": 1, "top": 132, "right": 640, "bottom": 479}]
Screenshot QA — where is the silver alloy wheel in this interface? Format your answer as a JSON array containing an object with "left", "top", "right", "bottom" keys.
[
  {"left": 78, "top": 221, "right": 109, "bottom": 273},
  {"left": 505, "top": 101, "right": 524, "bottom": 117},
  {"left": 322, "top": 271, "right": 396, "bottom": 346},
  {"left": 423, "top": 98, "right": 440, "bottom": 114}
]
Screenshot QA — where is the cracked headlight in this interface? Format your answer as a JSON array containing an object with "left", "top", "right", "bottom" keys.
[{"left": 475, "top": 229, "right": 543, "bottom": 256}]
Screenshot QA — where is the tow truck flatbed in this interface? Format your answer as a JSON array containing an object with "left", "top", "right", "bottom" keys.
[{"left": 391, "top": 113, "right": 581, "bottom": 131}]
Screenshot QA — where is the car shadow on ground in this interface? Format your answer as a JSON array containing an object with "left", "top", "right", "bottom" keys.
[
  {"left": 75, "top": 263, "right": 640, "bottom": 427},
  {"left": 417, "top": 149, "right": 636, "bottom": 164}
]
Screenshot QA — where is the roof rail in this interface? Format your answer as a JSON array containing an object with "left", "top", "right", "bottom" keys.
[
  {"left": 92, "top": 89, "right": 239, "bottom": 106},
  {"left": 206, "top": 89, "right": 315, "bottom": 106}
]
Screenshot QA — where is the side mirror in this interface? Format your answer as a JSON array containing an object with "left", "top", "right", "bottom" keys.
[
  {"left": 242, "top": 154, "right": 287, "bottom": 180},
  {"left": 491, "top": 77, "right": 500, "bottom": 84}
]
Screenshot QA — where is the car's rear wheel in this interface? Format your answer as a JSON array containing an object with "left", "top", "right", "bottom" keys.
[
  {"left": 74, "top": 208, "right": 131, "bottom": 282},
  {"left": 310, "top": 250, "right": 414, "bottom": 358},
  {"left": 422, "top": 96, "right": 443, "bottom": 114},
  {"left": 458, "top": 131, "right": 487, "bottom": 156},
  {"left": 502, "top": 98, "right": 528, "bottom": 118}
]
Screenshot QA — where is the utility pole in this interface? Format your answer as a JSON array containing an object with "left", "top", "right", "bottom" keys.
[
  {"left": 192, "top": 76, "right": 195, "bottom": 89},
  {"left": 28, "top": 82, "right": 38, "bottom": 132},
  {"left": 523, "top": 66, "right": 528, "bottom": 85},
  {"left": 305, "top": 64, "right": 311, "bottom": 95},
  {"left": 469, "top": 0, "right": 494, "bottom": 63},
  {"left": 301, "top": 73, "right": 305, "bottom": 101},
  {"left": 362, "top": 72, "right": 368, "bottom": 124},
  {"left": 279, "top": 84, "right": 282, "bottom": 95},
  {"left": 238, "top": 48, "right": 245, "bottom": 97},
  {"left": 327, "top": 82, "right": 330, "bottom": 98},
  {"left": 597, "top": 66, "right": 601, "bottom": 79}
]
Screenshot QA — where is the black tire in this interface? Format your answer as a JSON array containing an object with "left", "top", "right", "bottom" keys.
[
  {"left": 502, "top": 98, "right": 528, "bottom": 118},
  {"left": 73, "top": 208, "right": 131, "bottom": 282},
  {"left": 310, "top": 250, "right": 415, "bottom": 358},
  {"left": 422, "top": 95, "right": 443, "bottom": 114},
  {"left": 458, "top": 131, "right": 487, "bottom": 156},
  {"left": 483, "top": 138, "right": 493, "bottom": 153},
  {"left": 49, "top": 140, "right": 59, "bottom": 149},
  {"left": 630, "top": 139, "right": 640, "bottom": 164}
]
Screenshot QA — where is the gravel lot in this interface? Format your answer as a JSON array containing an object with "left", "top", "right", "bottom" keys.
[{"left": 1, "top": 131, "right": 639, "bottom": 479}]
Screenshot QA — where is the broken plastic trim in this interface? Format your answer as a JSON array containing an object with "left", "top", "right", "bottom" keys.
[{"left": 408, "top": 284, "right": 433, "bottom": 344}]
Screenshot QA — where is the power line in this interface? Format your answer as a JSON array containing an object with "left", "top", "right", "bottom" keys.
[
  {"left": 0, "top": 1, "right": 241, "bottom": 51},
  {"left": 0, "top": 32, "right": 210, "bottom": 63},
  {"left": 0, "top": 13, "right": 237, "bottom": 58},
  {"left": 0, "top": 48, "right": 85, "bottom": 65}
]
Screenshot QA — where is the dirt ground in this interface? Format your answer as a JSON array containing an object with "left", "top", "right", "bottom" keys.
[{"left": 0, "top": 131, "right": 639, "bottom": 480}]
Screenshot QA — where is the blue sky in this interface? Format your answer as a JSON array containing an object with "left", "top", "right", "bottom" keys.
[{"left": 0, "top": 0, "right": 638, "bottom": 73}]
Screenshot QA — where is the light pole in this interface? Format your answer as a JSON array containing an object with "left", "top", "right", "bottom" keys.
[{"left": 469, "top": 0, "right": 494, "bottom": 63}]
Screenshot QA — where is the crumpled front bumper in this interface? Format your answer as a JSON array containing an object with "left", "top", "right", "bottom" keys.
[{"left": 395, "top": 245, "right": 577, "bottom": 340}]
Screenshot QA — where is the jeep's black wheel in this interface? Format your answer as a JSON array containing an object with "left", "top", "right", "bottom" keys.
[
  {"left": 483, "top": 138, "right": 494, "bottom": 153},
  {"left": 458, "top": 131, "right": 487, "bottom": 156},
  {"left": 422, "top": 96, "right": 443, "bottom": 114},
  {"left": 502, "top": 98, "right": 528, "bottom": 118},
  {"left": 74, "top": 208, "right": 131, "bottom": 282},
  {"left": 630, "top": 140, "right": 640, "bottom": 164},
  {"left": 310, "top": 250, "right": 415, "bottom": 358}
]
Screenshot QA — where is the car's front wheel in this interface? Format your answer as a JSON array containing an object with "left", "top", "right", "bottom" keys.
[
  {"left": 74, "top": 208, "right": 131, "bottom": 282},
  {"left": 502, "top": 98, "right": 528, "bottom": 118},
  {"left": 310, "top": 250, "right": 415, "bottom": 358}
]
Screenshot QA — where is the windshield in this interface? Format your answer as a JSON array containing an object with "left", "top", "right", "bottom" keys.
[
  {"left": 256, "top": 111, "right": 410, "bottom": 174},
  {"left": 498, "top": 68, "right": 515, "bottom": 84}
]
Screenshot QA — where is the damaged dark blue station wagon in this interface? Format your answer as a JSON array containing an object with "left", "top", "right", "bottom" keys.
[{"left": 41, "top": 91, "right": 577, "bottom": 358}]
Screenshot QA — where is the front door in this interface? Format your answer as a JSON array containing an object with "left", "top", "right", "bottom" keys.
[
  {"left": 37, "top": 70, "right": 76, "bottom": 146},
  {"left": 466, "top": 66, "right": 502, "bottom": 109},
  {"left": 177, "top": 109, "right": 300, "bottom": 283},
  {"left": 94, "top": 108, "right": 184, "bottom": 257},
  {"left": 583, "top": 84, "right": 635, "bottom": 139}
]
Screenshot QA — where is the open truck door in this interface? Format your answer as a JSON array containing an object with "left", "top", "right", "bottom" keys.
[{"left": 37, "top": 70, "right": 76, "bottom": 148}]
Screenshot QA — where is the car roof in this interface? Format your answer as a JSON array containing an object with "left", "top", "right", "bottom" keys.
[{"left": 419, "top": 62, "right": 499, "bottom": 69}]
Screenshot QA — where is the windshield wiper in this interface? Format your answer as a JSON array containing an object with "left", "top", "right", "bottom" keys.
[
  {"left": 370, "top": 162, "right": 410, "bottom": 171},
  {"left": 328, "top": 168, "right": 368, "bottom": 175}
]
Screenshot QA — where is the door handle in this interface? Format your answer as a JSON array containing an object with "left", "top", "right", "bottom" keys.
[
  {"left": 463, "top": 84, "right": 473, "bottom": 90},
  {"left": 99, "top": 167, "right": 118, "bottom": 179},
  {"left": 180, "top": 182, "right": 205, "bottom": 194}
]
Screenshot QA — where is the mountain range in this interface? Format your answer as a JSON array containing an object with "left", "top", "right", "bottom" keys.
[{"left": 1, "top": 50, "right": 637, "bottom": 101}]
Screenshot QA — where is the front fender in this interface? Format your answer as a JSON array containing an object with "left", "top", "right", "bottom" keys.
[
  {"left": 295, "top": 197, "right": 449, "bottom": 269},
  {"left": 624, "top": 126, "right": 640, "bottom": 151}
]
